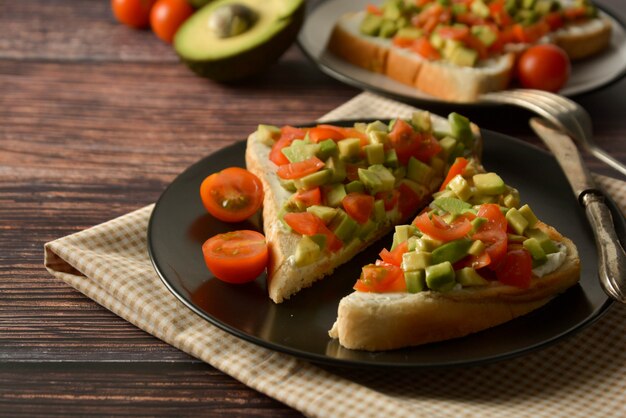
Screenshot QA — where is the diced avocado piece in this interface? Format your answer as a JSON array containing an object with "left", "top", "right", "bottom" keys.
[
  {"left": 402, "top": 251, "right": 432, "bottom": 271},
  {"left": 471, "top": 0, "right": 490, "bottom": 17},
  {"left": 294, "top": 169, "right": 331, "bottom": 190},
  {"left": 394, "top": 166, "right": 407, "bottom": 180},
  {"left": 451, "top": 3, "right": 468, "bottom": 15},
  {"left": 373, "top": 199, "right": 386, "bottom": 222},
  {"left": 425, "top": 261, "right": 456, "bottom": 292},
  {"left": 345, "top": 180, "right": 365, "bottom": 194},
  {"left": 358, "top": 168, "right": 383, "bottom": 195},
  {"left": 279, "top": 178, "right": 296, "bottom": 192},
  {"left": 473, "top": 172, "right": 506, "bottom": 195},
  {"left": 524, "top": 237, "right": 547, "bottom": 263},
  {"left": 337, "top": 137, "right": 361, "bottom": 162},
  {"left": 407, "top": 157, "right": 433, "bottom": 185},
  {"left": 407, "top": 236, "right": 419, "bottom": 251},
  {"left": 431, "top": 238, "right": 473, "bottom": 265},
  {"left": 358, "top": 219, "right": 377, "bottom": 240},
  {"left": 329, "top": 210, "right": 358, "bottom": 243},
  {"left": 294, "top": 236, "right": 321, "bottom": 267},
  {"left": 468, "top": 239, "right": 486, "bottom": 256},
  {"left": 518, "top": 204, "right": 539, "bottom": 228},
  {"left": 411, "top": 111, "right": 432, "bottom": 133},
  {"left": 470, "top": 194, "right": 498, "bottom": 204},
  {"left": 396, "top": 27, "right": 422, "bottom": 39},
  {"left": 309, "top": 234, "right": 326, "bottom": 250},
  {"left": 256, "top": 124, "right": 281, "bottom": 145},
  {"left": 470, "top": 217, "right": 488, "bottom": 234},
  {"left": 430, "top": 32, "right": 445, "bottom": 49},
  {"left": 448, "top": 112, "right": 473, "bottom": 146},
  {"left": 448, "top": 45, "right": 478, "bottom": 67},
  {"left": 433, "top": 189, "right": 457, "bottom": 200},
  {"left": 471, "top": 25, "right": 497, "bottom": 47},
  {"left": 405, "top": 270, "right": 426, "bottom": 293},
  {"left": 432, "top": 196, "right": 472, "bottom": 215},
  {"left": 505, "top": 0, "right": 517, "bottom": 14},
  {"left": 438, "top": 136, "right": 457, "bottom": 159},
  {"left": 399, "top": 178, "right": 425, "bottom": 202},
  {"left": 394, "top": 224, "right": 414, "bottom": 244},
  {"left": 506, "top": 207, "right": 529, "bottom": 235},
  {"left": 507, "top": 233, "right": 527, "bottom": 243},
  {"left": 368, "top": 130, "right": 389, "bottom": 147},
  {"left": 282, "top": 139, "right": 320, "bottom": 163},
  {"left": 382, "top": 2, "right": 402, "bottom": 20},
  {"left": 448, "top": 174, "right": 472, "bottom": 201},
  {"left": 522, "top": 0, "right": 537, "bottom": 9},
  {"left": 325, "top": 155, "right": 346, "bottom": 183},
  {"left": 306, "top": 205, "right": 337, "bottom": 224},
  {"left": 360, "top": 13, "right": 383, "bottom": 36},
  {"left": 525, "top": 228, "right": 559, "bottom": 254},
  {"left": 503, "top": 192, "right": 520, "bottom": 208},
  {"left": 368, "top": 164, "right": 396, "bottom": 192},
  {"left": 364, "top": 143, "right": 385, "bottom": 165},
  {"left": 515, "top": 9, "right": 539, "bottom": 25},
  {"left": 317, "top": 139, "right": 338, "bottom": 161},
  {"left": 323, "top": 183, "right": 347, "bottom": 208},
  {"left": 415, "top": 237, "right": 440, "bottom": 252},
  {"left": 534, "top": 0, "right": 558, "bottom": 14},
  {"left": 456, "top": 267, "right": 489, "bottom": 286},
  {"left": 366, "top": 120, "right": 388, "bottom": 134},
  {"left": 384, "top": 149, "right": 399, "bottom": 168},
  {"left": 379, "top": 19, "right": 397, "bottom": 38}
]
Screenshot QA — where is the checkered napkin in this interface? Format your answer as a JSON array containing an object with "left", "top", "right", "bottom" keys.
[{"left": 45, "top": 92, "right": 626, "bottom": 418}]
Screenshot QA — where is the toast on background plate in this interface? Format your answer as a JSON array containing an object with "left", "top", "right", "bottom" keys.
[
  {"left": 329, "top": 157, "right": 580, "bottom": 351},
  {"left": 327, "top": 0, "right": 612, "bottom": 102},
  {"left": 245, "top": 111, "right": 482, "bottom": 303}
]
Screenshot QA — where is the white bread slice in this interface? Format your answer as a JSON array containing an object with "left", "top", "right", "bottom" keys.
[
  {"left": 245, "top": 117, "right": 481, "bottom": 303},
  {"left": 329, "top": 222, "right": 580, "bottom": 351},
  {"left": 328, "top": 11, "right": 516, "bottom": 102},
  {"left": 551, "top": 16, "right": 612, "bottom": 60}
]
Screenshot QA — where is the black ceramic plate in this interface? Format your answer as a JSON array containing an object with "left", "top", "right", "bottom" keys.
[
  {"left": 148, "top": 122, "right": 614, "bottom": 369},
  {"left": 297, "top": 0, "right": 626, "bottom": 107}
]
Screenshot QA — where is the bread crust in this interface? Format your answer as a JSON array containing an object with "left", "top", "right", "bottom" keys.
[
  {"left": 329, "top": 222, "right": 581, "bottom": 351},
  {"left": 552, "top": 17, "right": 612, "bottom": 60}
]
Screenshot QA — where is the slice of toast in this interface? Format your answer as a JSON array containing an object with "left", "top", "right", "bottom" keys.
[
  {"left": 245, "top": 113, "right": 481, "bottom": 303},
  {"left": 329, "top": 159, "right": 581, "bottom": 351}
]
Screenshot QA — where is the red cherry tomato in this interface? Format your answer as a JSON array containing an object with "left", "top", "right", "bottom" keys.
[
  {"left": 199, "top": 167, "right": 264, "bottom": 223},
  {"left": 495, "top": 248, "right": 533, "bottom": 288},
  {"left": 111, "top": 0, "right": 156, "bottom": 29},
  {"left": 150, "top": 0, "right": 193, "bottom": 43},
  {"left": 202, "top": 230, "right": 268, "bottom": 284},
  {"left": 354, "top": 264, "right": 407, "bottom": 293},
  {"left": 517, "top": 44, "right": 571, "bottom": 92}
]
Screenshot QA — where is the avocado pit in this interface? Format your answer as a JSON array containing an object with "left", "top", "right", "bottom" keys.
[{"left": 207, "top": 3, "right": 258, "bottom": 39}]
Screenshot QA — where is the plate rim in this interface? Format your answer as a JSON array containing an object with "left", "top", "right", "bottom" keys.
[
  {"left": 147, "top": 121, "right": 614, "bottom": 369},
  {"left": 297, "top": 0, "right": 626, "bottom": 107}
]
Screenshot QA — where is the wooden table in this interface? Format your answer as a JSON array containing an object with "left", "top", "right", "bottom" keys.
[{"left": 1, "top": 0, "right": 624, "bottom": 415}]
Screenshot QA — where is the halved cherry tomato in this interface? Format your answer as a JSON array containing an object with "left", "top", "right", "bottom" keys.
[
  {"left": 397, "top": 183, "right": 422, "bottom": 219},
  {"left": 200, "top": 167, "right": 263, "bottom": 222},
  {"left": 472, "top": 204, "right": 508, "bottom": 268},
  {"left": 379, "top": 241, "right": 408, "bottom": 267},
  {"left": 440, "top": 157, "right": 469, "bottom": 191},
  {"left": 477, "top": 203, "right": 507, "bottom": 232},
  {"left": 413, "top": 212, "right": 472, "bottom": 242},
  {"left": 112, "top": 0, "right": 156, "bottom": 28},
  {"left": 354, "top": 264, "right": 406, "bottom": 293},
  {"left": 202, "top": 230, "right": 268, "bottom": 284},
  {"left": 517, "top": 44, "right": 570, "bottom": 92},
  {"left": 276, "top": 156, "right": 325, "bottom": 180},
  {"left": 283, "top": 212, "right": 324, "bottom": 236},
  {"left": 150, "top": 0, "right": 193, "bottom": 43},
  {"left": 307, "top": 126, "right": 345, "bottom": 143},
  {"left": 366, "top": 4, "right": 383, "bottom": 16},
  {"left": 412, "top": 37, "right": 442, "bottom": 60},
  {"left": 375, "top": 189, "right": 399, "bottom": 211},
  {"left": 269, "top": 126, "right": 306, "bottom": 166},
  {"left": 495, "top": 248, "right": 533, "bottom": 288},
  {"left": 389, "top": 119, "right": 419, "bottom": 165},
  {"left": 294, "top": 187, "right": 322, "bottom": 208},
  {"left": 342, "top": 193, "right": 375, "bottom": 224},
  {"left": 413, "top": 133, "right": 442, "bottom": 162}
]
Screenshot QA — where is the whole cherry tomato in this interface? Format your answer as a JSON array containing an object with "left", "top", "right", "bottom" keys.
[
  {"left": 111, "top": 0, "right": 156, "bottom": 29},
  {"left": 150, "top": 0, "right": 194, "bottom": 43},
  {"left": 517, "top": 44, "right": 571, "bottom": 92}
]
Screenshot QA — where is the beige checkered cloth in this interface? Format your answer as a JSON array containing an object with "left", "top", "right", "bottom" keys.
[{"left": 45, "top": 92, "right": 626, "bottom": 418}]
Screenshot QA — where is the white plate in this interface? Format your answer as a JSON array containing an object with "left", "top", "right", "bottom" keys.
[{"left": 298, "top": 0, "right": 626, "bottom": 105}]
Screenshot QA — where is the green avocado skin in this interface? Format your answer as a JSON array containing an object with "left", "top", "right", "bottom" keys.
[{"left": 177, "top": 2, "right": 305, "bottom": 82}]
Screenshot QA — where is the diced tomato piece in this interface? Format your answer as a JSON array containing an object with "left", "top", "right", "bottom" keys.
[
  {"left": 393, "top": 36, "right": 416, "bottom": 48},
  {"left": 544, "top": 12, "right": 564, "bottom": 30},
  {"left": 464, "top": 34, "right": 488, "bottom": 59},
  {"left": 389, "top": 119, "right": 420, "bottom": 165},
  {"left": 283, "top": 212, "right": 324, "bottom": 236},
  {"left": 308, "top": 126, "right": 345, "bottom": 143},
  {"left": 269, "top": 126, "right": 306, "bottom": 166},
  {"left": 563, "top": 6, "right": 588, "bottom": 21},
  {"left": 413, "top": 133, "right": 442, "bottom": 162},
  {"left": 366, "top": 4, "right": 382, "bottom": 15},
  {"left": 317, "top": 223, "right": 343, "bottom": 252},
  {"left": 477, "top": 203, "right": 507, "bottom": 232},
  {"left": 455, "top": 12, "right": 486, "bottom": 26},
  {"left": 412, "top": 37, "right": 441, "bottom": 60},
  {"left": 489, "top": 0, "right": 514, "bottom": 26},
  {"left": 495, "top": 248, "right": 533, "bottom": 288},
  {"left": 398, "top": 183, "right": 422, "bottom": 219},
  {"left": 345, "top": 164, "right": 362, "bottom": 182},
  {"left": 437, "top": 25, "right": 470, "bottom": 40},
  {"left": 342, "top": 193, "right": 375, "bottom": 224},
  {"left": 375, "top": 189, "right": 400, "bottom": 211},
  {"left": 513, "top": 22, "right": 550, "bottom": 44},
  {"left": 413, "top": 212, "right": 472, "bottom": 242},
  {"left": 379, "top": 241, "right": 408, "bottom": 267},
  {"left": 276, "top": 156, "right": 325, "bottom": 180},
  {"left": 294, "top": 187, "right": 322, "bottom": 208},
  {"left": 354, "top": 264, "right": 406, "bottom": 293},
  {"left": 440, "top": 157, "right": 469, "bottom": 191}
]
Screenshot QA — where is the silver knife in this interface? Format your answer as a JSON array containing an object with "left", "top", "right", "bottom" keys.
[{"left": 530, "top": 117, "right": 626, "bottom": 303}]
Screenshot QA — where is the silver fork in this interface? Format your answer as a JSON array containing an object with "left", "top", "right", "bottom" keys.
[{"left": 480, "top": 89, "right": 626, "bottom": 178}]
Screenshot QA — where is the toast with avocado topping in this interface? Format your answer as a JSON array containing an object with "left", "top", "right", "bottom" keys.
[
  {"left": 327, "top": 0, "right": 611, "bottom": 102},
  {"left": 245, "top": 112, "right": 482, "bottom": 303},
  {"left": 328, "top": 157, "right": 581, "bottom": 351}
]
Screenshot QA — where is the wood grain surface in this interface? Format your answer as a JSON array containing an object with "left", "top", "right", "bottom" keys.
[{"left": 1, "top": 0, "right": 625, "bottom": 416}]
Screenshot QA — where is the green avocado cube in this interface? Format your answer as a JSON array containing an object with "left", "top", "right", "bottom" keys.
[
  {"left": 358, "top": 168, "right": 383, "bottom": 194},
  {"left": 448, "top": 174, "right": 472, "bottom": 201},
  {"left": 473, "top": 172, "right": 506, "bottom": 195},
  {"left": 425, "top": 261, "right": 456, "bottom": 292},
  {"left": 345, "top": 180, "right": 365, "bottom": 194},
  {"left": 431, "top": 238, "right": 473, "bottom": 265},
  {"left": 405, "top": 270, "right": 426, "bottom": 293},
  {"left": 364, "top": 143, "right": 385, "bottom": 165},
  {"left": 366, "top": 120, "right": 388, "bottom": 134},
  {"left": 317, "top": 139, "right": 338, "bottom": 161},
  {"left": 337, "top": 137, "right": 362, "bottom": 162},
  {"left": 505, "top": 207, "right": 529, "bottom": 235},
  {"left": 306, "top": 205, "right": 337, "bottom": 224},
  {"left": 471, "top": 0, "right": 490, "bottom": 17},
  {"left": 256, "top": 124, "right": 280, "bottom": 146},
  {"left": 329, "top": 210, "right": 358, "bottom": 243},
  {"left": 518, "top": 204, "right": 539, "bottom": 228},
  {"left": 325, "top": 155, "right": 346, "bottom": 183},
  {"left": 438, "top": 136, "right": 458, "bottom": 159},
  {"left": 468, "top": 239, "right": 486, "bottom": 256},
  {"left": 448, "top": 112, "right": 473, "bottom": 146},
  {"left": 411, "top": 110, "right": 432, "bottom": 133},
  {"left": 384, "top": 149, "right": 399, "bottom": 168},
  {"left": 525, "top": 228, "right": 559, "bottom": 254},
  {"left": 360, "top": 13, "right": 383, "bottom": 36},
  {"left": 282, "top": 139, "right": 320, "bottom": 163},
  {"left": 358, "top": 219, "right": 377, "bottom": 240},
  {"left": 373, "top": 199, "right": 386, "bottom": 222},
  {"left": 402, "top": 251, "right": 432, "bottom": 271},
  {"left": 432, "top": 196, "right": 472, "bottom": 215},
  {"left": 323, "top": 183, "right": 347, "bottom": 208},
  {"left": 294, "top": 236, "right": 321, "bottom": 267},
  {"left": 407, "top": 157, "right": 434, "bottom": 185},
  {"left": 379, "top": 19, "right": 397, "bottom": 38},
  {"left": 523, "top": 237, "right": 547, "bottom": 263},
  {"left": 294, "top": 169, "right": 331, "bottom": 191},
  {"left": 369, "top": 164, "right": 396, "bottom": 192},
  {"left": 456, "top": 267, "right": 489, "bottom": 286}
]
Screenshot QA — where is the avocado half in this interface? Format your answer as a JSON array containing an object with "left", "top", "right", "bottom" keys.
[{"left": 174, "top": 0, "right": 305, "bottom": 81}]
